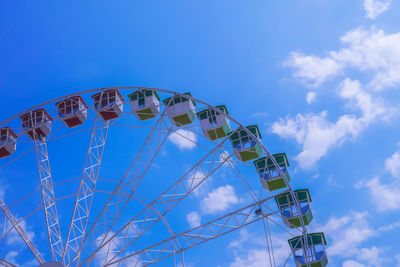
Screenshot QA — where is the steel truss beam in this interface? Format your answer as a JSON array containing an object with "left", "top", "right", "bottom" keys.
[
  {"left": 0, "top": 258, "right": 17, "bottom": 267},
  {"left": 0, "top": 198, "right": 45, "bottom": 264},
  {"left": 81, "top": 136, "right": 232, "bottom": 266},
  {"left": 34, "top": 138, "right": 63, "bottom": 261},
  {"left": 63, "top": 116, "right": 109, "bottom": 264},
  {"left": 108, "top": 196, "right": 279, "bottom": 266},
  {"left": 71, "top": 112, "right": 175, "bottom": 266}
]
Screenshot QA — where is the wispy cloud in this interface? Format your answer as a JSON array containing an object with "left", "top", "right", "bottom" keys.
[
  {"left": 272, "top": 79, "right": 389, "bottom": 169},
  {"left": 306, "top": 92, "right": 317, "bottom": 104},
  {"left": 355, "top": 149, "right": 400, "bottom": 212},
  {"left": 314, "top": 211, "right": 387, "bottom": 266},
  {"left": 228, "top": 230, "right": 291, "bottom": 267},
  {"left": 364, "top": 0, "right": 391, "bottom": 19},
  {"left": 284, "top": 52, "right": 343, "bottom": 88},
  {"left": 286, "top": 27, "right": 400, "bottom": 91},
  {"left": 385, "top": 151, "right": 400, "bottom": 178}
]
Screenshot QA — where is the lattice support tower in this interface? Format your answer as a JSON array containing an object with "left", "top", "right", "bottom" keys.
[
  {"left": 63, "top": 116, "right": 109, "bottom": 265},
  {"left": 71, "top": 109, "right": 175, "bottom": 266},
  {"left": 34, "top": 138, "right": 64, "bottom": 261}
]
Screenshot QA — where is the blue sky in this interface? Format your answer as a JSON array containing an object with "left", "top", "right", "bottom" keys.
[{"left": 1, "top": 0, "right": 400, "bottom": 266}]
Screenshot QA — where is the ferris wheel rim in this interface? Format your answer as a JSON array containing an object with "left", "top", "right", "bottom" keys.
[{"left": 0, "top": 87, "right": 313, "bottom": 266}]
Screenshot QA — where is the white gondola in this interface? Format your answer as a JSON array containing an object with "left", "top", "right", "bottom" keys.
[
  {"left": 92, "top": 89, "right": 123, "bottom": 121},
  {"left": 56, "top": 96, "right": 88, "bottom": 128},
  {"left": 163, "top": 93, "right": 196, "bottom": 126},
  {"left": 20, "top": 109, "right": 52, "bottom": 140},
  {"left": 197, "top": 105, "right": 230, "bottom": 140},
  {"left": 128, "top": 90, "right": 160, "bottom": 121},
  {"left": 0, "top": 128, "right": 17, "bottom": 159}
]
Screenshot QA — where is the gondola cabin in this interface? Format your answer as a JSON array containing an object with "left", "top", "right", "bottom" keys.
[
  {"left": 288, "top": 233, "right": 328, "bottom": 267},
  {"left": 254, "top": 153, "right": 290, "bottom": 191},
  {"left": 163, "top": 93, "right": 196, "bottom": 127},
  {"left": 275, "top": 189, "right": 313, "bottom": 228},
  {"left": 229, "top": 125, "right": 262, "bottom": 162},
  {"left": 56, "top": 96, "right": 88, "bottom": 128},
  {"left": 20, "top": 109, "right": 52, "bottom": 140},
  {"left": 128, "top": 90, "right": 160, "bottom": 121},
  {"left": 0, "top": 128, "right": 17, "bottom": 159},
  {"left": 197, "top": 105, "right": 230, "bottom": 140},
  {"left": 92, "top": 89, "right": 123, "bottom": 121}
]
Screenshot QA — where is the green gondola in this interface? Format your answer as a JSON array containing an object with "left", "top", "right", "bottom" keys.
[
  {"left": 229, "top": 125, "right": 262, "bottom": 162},
  {"left": 254, "top": 153, "right": 290, "bottom": 191},
  {"left": 197, "top": 105, "right": 230, "bottom": 140}
]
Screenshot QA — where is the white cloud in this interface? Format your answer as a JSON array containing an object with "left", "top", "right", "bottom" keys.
[
  {"left": 358, "top": 246, "right": 384, "bottom": 266},
  {"left": 342, "top": 260, "right": 366, "bottom": 267},
  {"left": 168, "top": 129, "right": 197, "bottom": 150},
  {"left": 314, "top": 211, "right": 397, "bottom": 266},
  {"left": 285, "top": 52, "right": 343, "bottom": 87},
  {"left": 286, "top": 27, "right": 400, "bottom": 91},
  {"left": 272, "top": 79, "right": 388, "bottom": 169},
  {"left": 315, "top": 211, "right": 375, "bottom": 258},
  {"left": 306, "top": 92, "right": 317, "bottom": 104},
  {"left": 339, "top": 79, "right": 387, "bottom": 122},
  {"left": 272, "top": 111, "right": 359, "bottom": 169},
  {"left": 385, "top": 151, "right": 400, "bottom": 178},
  {"left": 356, "top": 150, "right": 400, "bottom": 212},
  {"left": 0, "top": 179, "right": 6, "bottom": 199},
  {"left": 186, "top": 211, "right": 201, "bottom": 228},
  {"left": 377, "top": 220, "right": 400, "bottom": 232},
  {"left": 229, "top": 249, "right": 268, "bottom": 267},
  {"left": 364, "top": 0, "right": 391, "bottom": 19},
  {"left": 358, "top": 177, "right": 400, "bottom": 212},
  {"left": 95, "top": 232, "right": 120, "bottom": 266},
  {"left": 228, "top": 230, "right": 291, "bottom": 267},
  {"left": 6, "top": 219, "right": 35, "bottom": 247},
  {"left": 5, "top": 251, "right": 18, "bottom": 264},
  {"left": 95, "top": 230, "right": 141, "bottom": 267},
  {"left": 201, "top": 185, "right": 241, "bottom": 214}
]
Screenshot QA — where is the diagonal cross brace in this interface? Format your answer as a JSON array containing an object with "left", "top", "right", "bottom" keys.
[{"left": 0, "top": 198, "right": 45, "bottom": 264}]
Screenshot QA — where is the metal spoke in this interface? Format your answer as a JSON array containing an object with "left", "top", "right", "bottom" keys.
[
  {"left": 0, "top": 258, "right": 17, "bottom": 267},
  {"left": 82, "top": 136, "right": 233, "bottom": 266},
  {"left": 107, "top": 196, "right": 279, "bottom": 266},
  {"left": 34, "top": 138, "right": 63, "bottom": 261},
  {"left": 0, "top": 198, "right": 45, "bottom": 264},
  {"left": 63, "top": 116, "right": 109, "bottom": 264},
  {"left": 71, "top": 110, "right": 175, "bottom": 266}
]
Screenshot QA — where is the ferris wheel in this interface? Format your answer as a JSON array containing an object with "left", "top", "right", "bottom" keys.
[{"left": 0, "top": 88, "right": 328, "bottom": 267}]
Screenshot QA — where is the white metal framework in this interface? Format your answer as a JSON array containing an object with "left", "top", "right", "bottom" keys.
[
  {"left": 108, "top": 194, "right": 282, "bottom": 266},
  {"left": 0, "top": 87, "right": 320, "bottom": 267},
  {"left": 34, "top": 138, "right": 64, "bottom": 262},
  {"left": 0, "top": 198, "right": 45, "bottom": 264},
  {"left": 63, "top": 116, "right": 109, "bottom": 264},
  {"left": 0, "top": 258, "right": 17, "bottom": 267}
]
